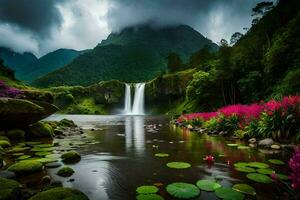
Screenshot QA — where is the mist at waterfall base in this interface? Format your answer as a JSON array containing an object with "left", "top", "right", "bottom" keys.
[{"left": 123, "top": 83, "right": 145, "bottom": 115}]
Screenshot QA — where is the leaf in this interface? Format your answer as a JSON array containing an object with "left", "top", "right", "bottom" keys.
[
  {"left": 268, "top": 159, "right": 285, "bottom": 165},
  {"left": 136, "top": 186, "right": 159, "bottom": 194},
  {"left": 277, "top": 173, "right": 289, "bottom": 180},
  {"left": 227, "top": 144, "right": 238, "bottom": 147},
  {"left": 215, "top": 187, "right": 244, "bottom": 200},
  {"left": 166, "top": 162, "right": 191, "bottom": 169},
  {"left": 136, "top": 194, "right": 164, "bottom": 200},
  {"left": 247, "top": 162, "right": 269, "bottom": 169},
  {"left": 257, "top": 168, "right": 274, "bottom": 175},
  {"left": 233, "top": 162, "right": 249, "bottom": 168},
  {"left": 246, "top": 173, "right": 273, "bottom": 183},
  {"left": 196, "top": 180, "right": 221, "bottom": 191},
  {"left": 16, "top": 155, "right": 31, "bottom": 160},
  {"left": 237, "top": 146, "right": 250, "bottom": 149},
  {"left": 154, "top": 153, "right": 169, "bottom": 157},
  {"left": 232, "top": 184, "right": 256, "bottom": 196},
  {"left": 235, "top": 167, "right": 256, "bottom": 173},
  {"left": 166, "top": 182, "right": 200, "bottom": 199}
]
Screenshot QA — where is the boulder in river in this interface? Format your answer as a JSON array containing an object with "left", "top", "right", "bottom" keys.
[
  {"left": 57, "top": 166, "right": 74, "bottom": 177},
  {"left": 258, "top": 138, "right": 274, "bottom": 148},
  {"left": 28, "top": 122, "right": 53, "bottom": 138},
  {"left": 61, "top": 151, "right": 81, "bottom": 164},
  {"left": 0, "top": 177, "right": 21, "bottom": 200},
  {"left": 7, "top": 160, "right": 43, "bottom": 175}
]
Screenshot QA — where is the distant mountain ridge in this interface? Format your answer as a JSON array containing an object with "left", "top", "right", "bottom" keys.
[{"left": 33, "top": 24, "right": 218, "bottom": 87}]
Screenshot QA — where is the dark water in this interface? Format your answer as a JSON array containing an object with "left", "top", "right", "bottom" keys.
[{"left": 45, "top": 115, "right": 291, "bottom": 200}]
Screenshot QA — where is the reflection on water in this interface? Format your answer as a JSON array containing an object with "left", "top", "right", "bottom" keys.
[{"left": 45, "top": 115, "right": 291, "bottom": 200}]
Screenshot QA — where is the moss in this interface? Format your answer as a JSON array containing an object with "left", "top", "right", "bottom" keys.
[
  {"left": 28, "top": 122, "right": 53, "bottom": 138},
  {"left": 61, "top": 151, "right": 81, "bottom": 164},
  {"left": 29, "top": 187, "right": 89, "bottom": 200},
  {"left": 8, "top": 146, "right": 30, "bottom": 153},
  {"left": 57, "top": 167, "right": 74, "bottom": 177},
  {"left": 0, "top": 177, "right": 21, "bottom": 200},
  {"left": 8, "top": 160, "right": 43, "bottom": 175},
  {"left": 0, "top": 140, "right": 11, "bottom": 148},
  {"left": 59, "top": 119, "right": 76, "bottom": 127},
  {"left": 6, "top": 129, "right": 25, "bottom": 140}
]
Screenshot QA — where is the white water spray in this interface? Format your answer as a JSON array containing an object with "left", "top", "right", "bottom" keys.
[{"left": 123, "top": 83, "right": 145, "bottom": 115}]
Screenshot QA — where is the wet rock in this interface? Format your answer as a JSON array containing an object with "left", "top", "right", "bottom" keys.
[
  {"left": 42, "top": 176, "right": 51, "bottom": 184},
  {"left": 271, "top": 144, "right": 281, "bottom": 150},
  {"left": 57, "top": 166, "right": 74, "bottom": 177},
  {"left": 248, "top": 138, "right": 256, "bottom": 144},
  {"left": 61, "top": 151, "right": 81, "bottom": 164},
  {"left": 28, "top": 187, "right": 89, "bottom": 200},
  {"left": 6, "top": 129, "right": 25, "bottom": 140},
  {"left": 59, "top": 118, "right": 76, "bottom": 127},
  {"left": 249, "top": 143, "right": 257, "bottom": 148},
  {"left": 53, "top": 129, "right": 63, "bottom": 136},
  {"left": 0, "top": 170, "right": 16, "bottom": 179},
  {"left": 219, "top": 131, "right": 228, "bottom": 136},
  {"left": 28, "top": 122, "right": 53, "bottom": 138},
  {"left": 50, "top": 180, "right": 63, "bottom": 188},
  {"left": 0, "top": 140, "right": 10, "bottom": 148},
  {"left": 68, "top": 178, "right": 75, "bottom": 182},
  {"left": 0, "top": 177, "right": 21, "bottom": 200},
  {"left": 8, "top": 160, "right": 43, "bottom": 175},
  {"left": 258, "top": 138, "right": 274, "bottom": 147},
  {"left": 45, "top": 162, "right": 62, "bottom": 168}
]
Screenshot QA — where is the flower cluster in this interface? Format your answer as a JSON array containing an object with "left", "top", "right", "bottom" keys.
[
  {"left": 0, "top": 80, "right": 23, "bottom": 98},
  {"left": 289, "top": 148, "right": 300, "bottom": 189}
]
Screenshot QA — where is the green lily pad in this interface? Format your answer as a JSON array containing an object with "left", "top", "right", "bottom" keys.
[
  {"left": 136, "top": 194, "right": 164, "bottom": 200},
  {"left": 257, "top": 168, "right": 274, "bottom": 175},
  {"left": 215, "top": 187, "right": 244, "bottom": 200},
  {"left": 166, "top": 182, "right": 200, "bottom": 199},
  {"left": 196, "top": 180, "right": 221, "bottom": 191},
  {"left": 237, "top": 146, "right": 250, "bottom": 149},
  {"left": 277, "top": 173, "right": 289, "bottom": 180},
  {"left": 166, "top": 162, "right": 191, "bottom": 169},
  {"left": 246, "top": 173, "right": 273, "bottom": 183},
  {"left": 16, "top": 155, "right": 31, "bottom": 160},
  {"left": 136, "top": 185, "right": 159, "bottom": 194},
  {"left": 154, "top": 153, "right": 169, "bottom": 157},
  {"left": 232, "top": 184, "right": 256, "bottom": 196},
  {"left": 235, "top": 167, "right": 256, "bottom": 173},
  {"left": 234, "top": 162, "right": 249, "bottom": 168},
  {"left": 247, "top": 162, "right": 269, "bottom": 169},
  {"left": 227, "top": 144, "right": 238, "bottom": 147},
  {"left": 268, "top": 159, "right": 285, "bottom": 165}
]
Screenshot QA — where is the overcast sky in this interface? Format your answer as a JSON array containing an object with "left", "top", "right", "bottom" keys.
[{"left": 0, "top": 0, "right": 264, "bottom": 57}]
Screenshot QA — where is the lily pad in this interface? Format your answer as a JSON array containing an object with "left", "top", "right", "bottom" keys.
[
  {"left": 136, "top": 194, "right": 164, "bottom": 200},
  {"left": 234, "top": 162, "right": 249, "bottom": 168},
  {"left": 257, "top": 168, "right": 274, "bottom": 175},
  {"left": 268, "top": 159, "right": 285, "bottom": 165},
  {"left": 227, "top": 144, "right": 238, "bottom": 147},
  {"left": 246, "top": 173, "right": 273, "bottom": 183},
  {"left": 237, "top": 146, "right": 250, "bottom": 150},
  {"left": 235, "top": 167, "right": 256, "bottom": 173},
  {"left": 154, "top": 153, "right": 169, "bottom": 157},
  {"left": 166, "top": 182, "right": 200, "bottom": 199},
  {"left": 215, "top": 187, "right": 244, "bottom": 200},
  {"left": 166, "top": 162, "right": 191, "bottom": 169},
  {"left": 196, "top": 180, "right": 221, "bottom": 191},
  {"left": 277, "top": 173, "right": 289, "bottom": 180},
  {"left": 136, "top": 185, "right": 159, "bottom": 194},
  {"left": 247, "top": 162, "right": 269, "bottom": 169},
  {"left": 232, "top": 184, "right": 256, "bottom": 196}
]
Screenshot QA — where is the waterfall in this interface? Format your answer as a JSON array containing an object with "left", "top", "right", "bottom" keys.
[{"left": 123, "top": 83, "right": 145, "bottom": 115}]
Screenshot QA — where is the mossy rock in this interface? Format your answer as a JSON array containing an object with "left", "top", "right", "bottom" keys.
[
  {"left": 0, "top": 140, "right": 11, "bottom": 148},
  {"left": 6, "top": 129, "right": 25, "bottom": 140},
  {"left": 8, "top": 146, "right": 30, "bottom": 153},
  {"left": 0, "top": 177, "right": 21, "bottom": 200},
  {"left": 8, "top": 160, "right": 43, "bottom": 175},
  {"left": 57, "top": 167, "right": 75, "bottom": 177},
  {"left": 0, "top": 136, "right": 9, "bottom": 141},
  {"left": 28, "top": 122, "right": 53, "bottom": 138},
  {"left": 61, "top": 151, "right": 81, "bottom": 164},
  {"left": 28, "top": 187, "right": 89, "bottom": 200},
  {"left": 59, "top": 119, "right": 76, "bottom": 127}
]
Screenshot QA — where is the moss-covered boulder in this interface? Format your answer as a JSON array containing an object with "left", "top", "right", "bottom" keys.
[
  {"left": 28, "top": 122, "right": 53, "bottom": 138},
  {"left": 0, "top": 136, "right": 9, "bottom": 141},
  {"left": 61, "top": 151, "right": 81, "bottom": 164},
  {"left": 6, "top": 129, "right": 25, "bottom": 140},
  {"left": 0, "top": 140, "right": 10, "bottom": 148},
  {"left": 0, "top": 98, "right": 58, "bottom": 128},
  {"left": 7, "top": 160, "right": 43, "bottom": 175},
  {"left": 57, "top": 167, "right": 74, "bottom": 177},
  {"left": 0, "top": 177, "right": 21, "bottom": 200},
  {"left": 29, "top": 187, "right": 89, "bottom": 200},
  {"left": 59, "top": 119, "right": 76, "bottom": 127}
]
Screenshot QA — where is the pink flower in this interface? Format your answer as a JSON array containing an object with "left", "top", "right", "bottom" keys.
[
  {"left": 271, "top": 171, "right": 277, "bottom": 181},
  {"left": 203, "top": 155, "right": 215, "bottom": 163},
  {"left": 289, "top": 148, "right": 300, "bottom": 189}
]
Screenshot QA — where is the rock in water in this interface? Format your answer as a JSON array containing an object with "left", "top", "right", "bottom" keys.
[
  {"left": 28, "top": 122, "right": 53, "bottom": 138},
  {"left": 258, "top": 138, "right": 274, "bottom": 148},
  {"left": 61, "top": 151, "right": 81, "bottom": 164},
  {"left": 6, "top": 129, "right": 25, "bottom": 140},
  {"left": 0, "top": 177, "right": 21, "bottom": 200},
  {"left": 28, "top": 187, "right": 89, "bottom": 200},
  {"left": 0, "top": 98, "right": 58, "bottom": 128},
  {"left": 7, "top": 160, "right": 43, "bottom": 175},
  {"left": 57, "top": 167, "right": 74, "bottom": 177}
]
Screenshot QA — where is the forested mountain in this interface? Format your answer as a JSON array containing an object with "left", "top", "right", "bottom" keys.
[
  {"left": 19, "top": 49, "right": 85, "bottom": 82},
  {"left": 32, "top": 25, "right": 218, "bottom": 87}
]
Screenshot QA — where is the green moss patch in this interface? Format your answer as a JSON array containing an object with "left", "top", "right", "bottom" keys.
[
  {"left": 8, "top": 160, "right": 43, "bottom": 175},
  {"left": 29, "top": 187, "right": 89, "bottom": 200},
  {"left": 61, "top": 151, "right": 81, "bottom": 164},
  {"left": 0, "top": 177, "right": 21, "bottom": 200},
  {"left": 57, "top": 167, "right": 74, "bottom": 177}
]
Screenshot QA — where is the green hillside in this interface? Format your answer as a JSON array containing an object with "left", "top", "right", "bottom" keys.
[{"left": 32, "top": 24, "right": 218, "bottom": 87}]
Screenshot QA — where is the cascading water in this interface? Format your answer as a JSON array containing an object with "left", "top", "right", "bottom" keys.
[{"left": 123, "top": 83, "right": 145, "bottom": 115}]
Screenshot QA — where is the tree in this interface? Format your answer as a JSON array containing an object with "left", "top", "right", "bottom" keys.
[
  {"left": 218, "top": 39, "right": 229, "bottom": 47},
  {"left": 230, "top": 32, "right": 243, "bottom": 45},
  {"left": 167, "top": 53, "right": 184, "bottom": 72},
  {"left": 251, "top": 1, "right": 274, "bottom": 25},
  {"left": 189, "top": 45, "right": 214, "bottom": 69}
]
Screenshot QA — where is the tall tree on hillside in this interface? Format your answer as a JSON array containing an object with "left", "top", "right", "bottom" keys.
[
  {"left": 251, "top": 1, "right": 274, "bottom": 25},
  {"left": 167, "top": 53, "right": 183, "bottom": 73},
  {"left": 189, "top": 45, "right": 214, "bottom": 70},
  {"left": 230, "top": 32, "right": 243, "bottom": 45}
]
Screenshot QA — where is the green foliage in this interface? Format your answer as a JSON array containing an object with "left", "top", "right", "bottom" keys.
[
  {"left": 29, "top": 187, "right": 89, "bottom": 200},
  {"left": 203, "top": 118, "right": 218, "bottom": 131},
  {"left": 234, "top": 130, "right": 246, "bottom": 139}
]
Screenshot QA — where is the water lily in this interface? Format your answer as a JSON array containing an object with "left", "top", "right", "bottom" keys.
[
  {"left": 270, "top": 171, "right": 278, "bottom": 181},
  {"left": 203, "top": 155, "right": 215, "bottom": 163}
]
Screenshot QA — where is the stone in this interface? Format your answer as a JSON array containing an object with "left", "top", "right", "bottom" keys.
[
  {"left": 59, "top": 119, "right": 76, "bottom": 127},
  {"left": 53, "top": 129, "right": 63, "bottom": 136},
  {"left": 57, "top": 167, "right": 74, "bottom": 177},
  {"left": 8, "top": 160, "right": 43, "bottom": 175},
  {"left": 0, "top": 136, "right": 9, "bottom": 141},
  {"left": 28, "top": 122, "right": 53, "bottom": 138},
  {"left": 6, "top": 129, "right": 25, "bottom": 140},
  {"left": 248, "top": 138, "right": 256, "bottom": 144},
  {"left": 28, "top": 187, "right": 89, "bottom": 200},
  {"left": 61, "top": 151, "right": 81, "bottom": 164},
  {"left": 258, "top": 138, "right": 274, "bottom": 148},
  {"left": 0, "top": 140, "right": 10, "bottom": 148},
  {"left": 0, "top": 170, "right": 16, "bottom": 179},
  {"left": 271, "top": 144, "right": 281, "bottom": 150},
  {"left": 42, "top": 176, "right": 51, "bottom": 184},
  {"left": 0, "top": 177, "right": 21, "bottom": 200},
  {"left": 45, "top": 162, "right": 62, "bottom": 168}
]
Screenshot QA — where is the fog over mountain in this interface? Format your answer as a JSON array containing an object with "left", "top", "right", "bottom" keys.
[{"left": 0, "top": 0, "right": 266, "bottom": 56}]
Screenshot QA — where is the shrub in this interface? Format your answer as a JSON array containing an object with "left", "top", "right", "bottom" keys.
[{"left": 0, "top": 80, "right": 23, "bottom": 98}]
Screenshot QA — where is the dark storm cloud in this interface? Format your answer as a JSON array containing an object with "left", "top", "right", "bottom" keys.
[{"left": 0, "top": 0, "right": 64, "bottom": 37}]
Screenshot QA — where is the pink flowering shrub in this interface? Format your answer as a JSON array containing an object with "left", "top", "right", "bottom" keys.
[
  {"left": 289, "top": 148, "right": 300, "bottom": 189},
  {"left": 0, "top": 80, "right": 23, "bottom": 98}
]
